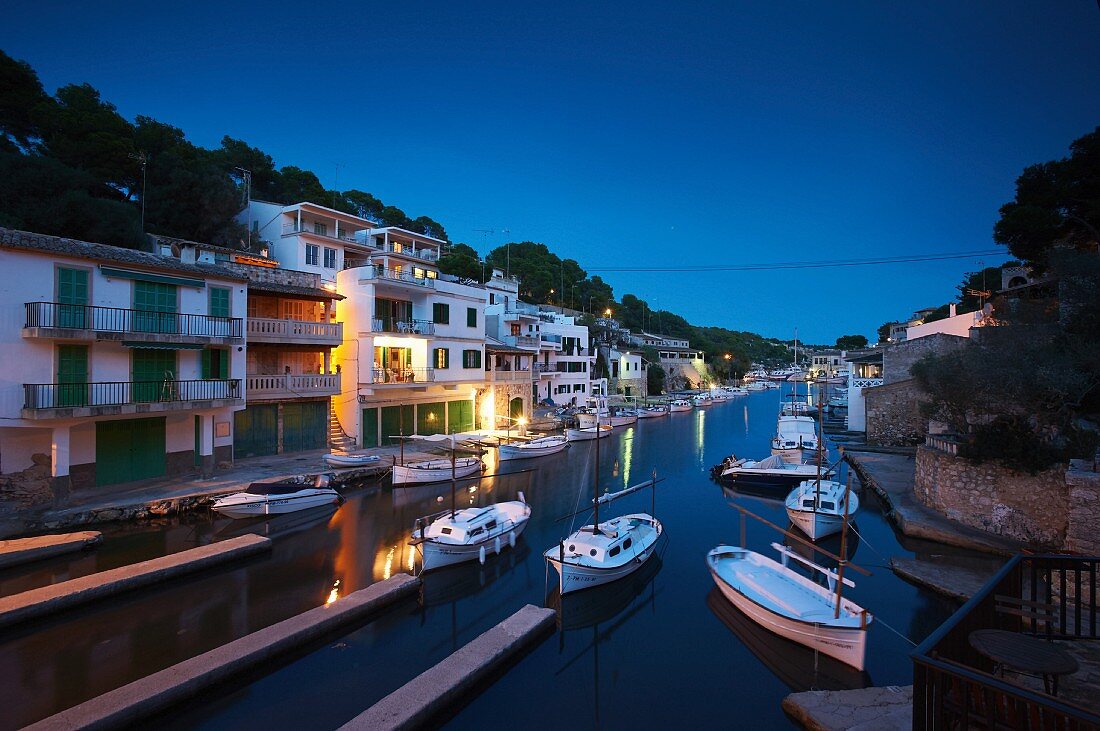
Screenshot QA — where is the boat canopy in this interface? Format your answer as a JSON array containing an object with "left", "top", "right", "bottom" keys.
[
  {"left": 777, "top": 417, "right": 817, "bottom": 437},
  {"left": 751, "top": 454, "right": 785, "bottom": 470},
  {"left": 246, "top": 482, "right": 317, "bottom": 495}
]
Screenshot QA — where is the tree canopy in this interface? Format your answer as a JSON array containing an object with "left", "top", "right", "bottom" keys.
[{"left": 835, "top": 334, "right": 868, "bottom": 349}]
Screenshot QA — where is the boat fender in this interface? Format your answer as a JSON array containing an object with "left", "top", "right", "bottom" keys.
[
  {"left": 518, "top": 490, "right": 526, "bottom": 504},
  {"left": 494, "top": 536, "right": 501, "bottom": 555},
  {"left": 479, "top": 545, "right": 487, "bottom": 565},
  {"left": 508, "top": 530, "right": 516, "bottom": 548}
]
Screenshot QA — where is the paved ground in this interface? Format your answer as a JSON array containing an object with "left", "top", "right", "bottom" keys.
[
  {"left": 845, "top": 451, "right": 1026, "bottom": 555},
  {"left": 782, "top": 685, "right": 913, "bottom": 730},
  {"left": 890, "top": 556, "right": 1004, "bottom": 603}
]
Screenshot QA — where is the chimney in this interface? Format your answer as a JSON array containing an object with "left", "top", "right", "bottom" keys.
[{"left": 949, "top": 303, "right": 957, "bottom": 317}]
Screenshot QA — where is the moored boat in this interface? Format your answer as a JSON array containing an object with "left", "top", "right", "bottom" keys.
[
  {"left": 392, "top": 456, "right": 483, "bottom": 485},
  {"left": 637, "top": 405, "right": 669, "bottom": 418},
  {"left": 785, "top": 478, "right": 860, "bottom": 541},
  {"left": 498, "top": 435, "right": 569, "bottom": 461},
  {"left": 545, "top": 513, "right": 663, "bottom": 595},
  {"left": 668, "top": 399, "right": 693, "bottom": 412},
  {"left": 212, "top": 476, "right": 342, "bottom": 519},
  {"left": 711, "top": 454, "right": 832, "bottom": 488},
  {"left": 566, "top": 425, "right": 613, "bottom": 441},
  {"left": 411, "top": 494, "right": 531, "bottom": 570},
  {"left": 322, "top": 452, "right": 382, "bottom": 468},
  {"left": 770, "top": 416, "right": 819, "bottom": 463}
]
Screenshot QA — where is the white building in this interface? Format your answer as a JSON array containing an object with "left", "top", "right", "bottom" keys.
[
  {"left": 656, "top": 345, "right": 707, "bottom": 389},
  {"left": 606, "top": 346, "right": 646, "bottom": 398},
  {"left": 0, "top": 228, "right": 246, "bottom": 494},
  {"left": 905, "top": 303, "right": 987, "bottom": 341},
  {"left": 810, "top": 350, "right": 844, "bottom": 377},
  {"left": 843, "top": 350, "right": 883, "bottom": 432}
]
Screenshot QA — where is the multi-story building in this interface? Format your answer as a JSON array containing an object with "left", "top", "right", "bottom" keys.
[
  {"left": 656, "top": 345, "right": 707, "bottom": 389},
  {"left": 810, "top": 349, "right": 844, "bottom": 378},
  {"left": 333, "top": 241, "right": 486, "bottom": 446},
  {"left": 604, "top": 346, "right": 647, "bottom": 398},
  {"left": 0, "top": 229, "right": 246, "bottom": 495},
  {"left": 245, "top": 200, "right": 374, "bottom": 284}
]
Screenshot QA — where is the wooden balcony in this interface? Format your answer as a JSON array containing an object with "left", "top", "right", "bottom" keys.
[
  {"left": 246, "top": 374, "right": 340, "bottom": 399},
  {"left": 246, "top": 317, "right": 342, "bottom": 346}
]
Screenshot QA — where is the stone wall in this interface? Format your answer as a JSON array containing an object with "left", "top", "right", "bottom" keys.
[
  {"left": 883, "top": 333, "right": 968, "bottom": 384},
  {"left": 865, "top": 379, "right": 925, "bottom": 446},
  {"left": 914, "top": 445, "right": 1069, "bottom": 548},
  {"left": 1065, "top": 462, "right": 1100, "bottom": 555},
  {"left": 222, "top": 262, "right": 322, "bottom": 288}
]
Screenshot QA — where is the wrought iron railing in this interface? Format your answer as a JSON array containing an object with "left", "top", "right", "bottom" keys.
[
  {"left": 370, "top": 367, "right": 435, "bottom": 384},
  {"left": 912, "top": 554, "right": 1100, "bottom": 730},
  {"left": 370, "top": 318, "right": 435, "bottom": 335},
  {"left": 357, "top": 267, "right": 436, "bottom": 288},
  {"left": 24, "top": 379, "right": 241, "bottom": 409},
  {"left": 25, "top": 302, "right": 242, "bottom": 338}
]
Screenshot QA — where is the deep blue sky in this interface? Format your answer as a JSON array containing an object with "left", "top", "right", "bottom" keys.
[{"left": 4, "top": 2, "right": 1098, "bottom": 343}]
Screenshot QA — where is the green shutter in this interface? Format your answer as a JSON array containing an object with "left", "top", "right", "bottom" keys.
[
  {"left": 433, "top": 347, "right": 449, "bottom": 369},
  {"left": 133, "top": 281, "right": 179, "bottom": 333},
  {"left": 467, "top": 307, "right": 477, "bottom": 328},
  {"left": 201, "top": 349, "right": 228, "bottom": 380},
  {"left": 380, "top": 405, "right": 414, "bottom": 443},
  {"left": 432, "top": 302, "right": 449, "bottom": 324},
  {"left": 416, "top": 401, "right": 446, "bottom": 435},
  {"left": 447, "top": 400, "right": 473, "bottom": 432},
  {"left": 234, "top": 405, "right": 278, "bottom": 457},
  {"left": 57, "top": 267, "right": 89, "bottom": 328},
  {"left": 132, "top": 348, "right": 177, "bottom": 402},
  {"left": 462, "top": 349, "right": 482, "bottom": 368},
  {"left": 361, "top": 407, "right": 378, "bottom": 447},
  {"left": 209, "top": 287, "right": 231, "bottom": 318},
  {"left": 57, "top": 345, "right": 88, "bottom": 407}
]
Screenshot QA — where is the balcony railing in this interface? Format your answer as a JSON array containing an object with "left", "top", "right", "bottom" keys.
[
  {"left": 488, "top": 368, "right": 532, "bottom": 382},
  {"left": 503, "top": 334, "right": 540, "bottom": 349},
  {"left": 383, "top": 243, "right": 440, "bottom": 262},
  {"left": 370, "top": 318, "right": 435, "bottom": 335},
  {"left": 24, "top": 379, "right": 241, "bottom": 410},
  {"left": 913, "top": 554, "right": 1100, "bottom": 730},
  {"left": 246, "top": 373, "right": 339, "bottom": 397},
  {"left": 25, "top": 303, "right": 242, "bottom": 339},
  {"left": 850, "top": 377, "right": 883, "bottom": 389},
  {"left": 370, "top": 367, "right": 435, "bottom": 384},
  {"left": 281, "top": 222, "right": 362, "bottom": 245},
  {"left": 246, "top": 317, "right": 342, "bottom": 343},
  {"left": 354, "top": 267, "right": 436, "bottom": 288}
]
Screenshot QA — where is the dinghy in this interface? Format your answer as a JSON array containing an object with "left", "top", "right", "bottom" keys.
[
  {"left": 498, "top": 435, "right": 568, "bottom": 461},
  {"left": 392, "top": 456, "right": 482, "bottom": 485},
  {"left": 322, "top": 452, "right": 382, "bottom": 468},
  {"left": 566, "top": 425, "right": 613, "bottom": 441}
]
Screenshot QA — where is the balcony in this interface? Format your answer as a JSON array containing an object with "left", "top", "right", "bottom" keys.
[
  {"left": 371, "top": 319, "right": 435, "bottom": 336},
  {"left": 382, "top": 243, "right": 440, "bottom": 262},
  {"left": 246, "top": 317, "right": 342, "bottom": 346},
  {"left": 503, "top": 334, "right": 540, "bottom": 350},
  {"left": 353, "top": 267, "right": 436, "bottom": 289},
  {"left": 246, "top": 373, "right": 339, "bottom": 399},
  {"left": 534, "top": 363, "right": 561, "bottom": 378},
  {"left": 281, "top": 222, "right": 363, "bottom": 245},
  {"left": 850, "top": 377, "right": 884, "bottom": 389},
  {"left": 540, "top": 333, "right": 563, "bottom": 351},
  {"left": 22, "top": 379, "right": 241, "bottom": 419},
  {"left": 369, "top": 367, "right": 435, "bottom": 385},
  {"left": 24, "top": 303, "right": 242, "bottom": 344},
  {"left": 489, "top": 368, "right": 532, "bottom": 383}
]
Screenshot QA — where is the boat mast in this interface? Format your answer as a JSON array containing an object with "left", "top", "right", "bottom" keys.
[
  {"left": 593, "top": 400, "right": 601, "bottom": 535},
  {"left": 450, "top": 435, "right": 457, "bottom": 519},
  {"left": 835, "top": 471, "right": 853, "bottom": 619},
  {"left": 814, "top": 381, "right": 825, "bottom": 507}
]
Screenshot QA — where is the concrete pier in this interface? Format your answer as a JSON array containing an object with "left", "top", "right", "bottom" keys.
[
  {"left": 783, "top": 685, "right": 913, "bottom": 730},
  {"left": 890, "top": 556, "right": 1001, "bottom": 603},
  {"left": 0, "top": 531, "right": 101, "bottom": 569},
  {"left": 0, "top": 534, "right": 270, "bottom": 629},
  {"left": 26, "top": 573, "right": 419, "bottom": 731},
  {"left": 341, "top": 604, "right": 556, "bottom": 730}
]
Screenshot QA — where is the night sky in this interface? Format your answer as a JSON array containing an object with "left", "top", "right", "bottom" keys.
[{"left": 4, "top": 1, "right": 1098, "bottom": 343}]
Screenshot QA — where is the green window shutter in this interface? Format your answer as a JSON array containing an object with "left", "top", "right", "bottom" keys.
[
  {"left": 56, "top": 345, "right": 88, "bottom": 407},
  {"left": 467, "top": 307, "right": 477, "bottom": 328},
  {"left": 432, "top": 302, "right": 449, "bottom": 324},
  {"left": 209, "top": 287, "right": 230, "bottom": 318},
  {"left": 201, "top": 349, "right": 212, "bottom": 379},
  {"left": 57, "top": 268, "right": 89, "bottom": 328},
  {"left": 201, "top": 349, "right": 229, "bottom": 380},
  {"left": 433, "top": 348, "right": 449, "bottom": 369},
  {"left": 134, "top": 281, "right": 179, "bottom": 334},
  {"left": 219, "top": 350, "right": 229, "bottom": 379},
  {"left": 462, "top": 349, "right": 482, "bottom": 368},
  {"left": 132, "top": 348, "right": 177, "bottom": 402}
]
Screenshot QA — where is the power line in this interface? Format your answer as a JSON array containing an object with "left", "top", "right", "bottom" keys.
[{"left": 585, "top": 249, "right": 1006, "bottom": 273}]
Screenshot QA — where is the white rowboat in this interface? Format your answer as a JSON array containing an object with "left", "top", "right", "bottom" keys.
[
  {"left": 212, "top": 482, "right": 342, "bottom": 519},
  {"left": 391, "top": 457, "right": 483, "bottom": 485},
  {"left": 498, "top": 435, "right": 569, "bottom": 460},
  {"left": 322, "top": 453, "right": 382, "bottom": 468},
  {"left": 566, "top": 425, "right": 613, "bottom": 441}
]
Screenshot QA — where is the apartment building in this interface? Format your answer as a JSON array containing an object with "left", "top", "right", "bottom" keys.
[{"left": 0, "top": 228, "right": 246, "bottom": 494}]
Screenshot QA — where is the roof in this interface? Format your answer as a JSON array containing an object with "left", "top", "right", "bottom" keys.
[
  {"left": 0, "top": 228, "right": 247, "bottom": 282},
  {"left": 149, "top": 233, "right": 272, "bottom": 259},
  {"left": 485, "top": 336, "right": 530, "bottom": 355},
  {"left": 247, "top": 280, "right": 344, "bottom": 301},
  {"left": 845, "top": 351, "right": 883, "bottom": 364},
  {"left": 656, "top": 345, "right": 702, "bottom": 353}
]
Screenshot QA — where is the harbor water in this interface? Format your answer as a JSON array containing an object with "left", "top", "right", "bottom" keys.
[{"left": 0, "top": 388, "right": 978, "bottom": 730}]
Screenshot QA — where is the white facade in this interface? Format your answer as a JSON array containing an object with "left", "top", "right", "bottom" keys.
[
  {"left": 244, "top": 200, "right": 374, "bottom": 283},
  {"left": 905, "top": 304, "right": 985, "bottom": 341},
  {"left": 0, "top": 232, "right": 246, "bottom": 490}
]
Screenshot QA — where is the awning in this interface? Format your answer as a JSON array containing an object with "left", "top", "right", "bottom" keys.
[
  {"left": 121, "top": 341, "right": 206, "bottom": 350},
  {"left": 100, "top": 266, "right": 206, "bottom": 289}
]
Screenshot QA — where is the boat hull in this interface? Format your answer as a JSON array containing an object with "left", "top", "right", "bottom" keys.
[
  {"left": 498, "top": 440, "right": 568, "bottom": 460},
  {"left": 566, "top": 426, "right": 611, "bottom": 441},
  {"left": 420, "top": 516, "right": 530, "bottom": 570},
  {"left": 545, "top": 516, "right": 662, "bottom": 595},
  {"left": 392, "top": 460, "right": 482, "bottom": 485},
  {"left": 786, "top": 507, "right": 845, "bottom": 540},
  {"left": 322, "top": 453, "right": 381, "bottom": 468},
  {"left": 212, "top": 489, "right": 342, "bottom": 519},
  {"left": 668, "top": 403, "right": 693, "bottom": 413},
  {"left": 709, "top": 567, "right": 867, "bottom": 670},
  {"left": 770, "top": 446, "right": 817, "bottom": 464}
]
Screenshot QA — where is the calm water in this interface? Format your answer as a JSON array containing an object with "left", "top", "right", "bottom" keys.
[{"left": 0, "top": 389, "right": 976, "bottom": 730}]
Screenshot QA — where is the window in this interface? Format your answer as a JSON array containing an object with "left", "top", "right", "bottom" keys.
[
  {"left": 486, "top": 520, "right": 497, "bottom": 530},
  {"left": 433, "top": 348, "right": 450, "bottom": 369},
  {"left": 467, "top": 307, "right": 477, "bottom": 328},
  {"left": 201, "top": 348, "right": 229, "bottom": 380},
  {"left": 462, "top": 349, "right": 482, "bottom": 368},
  {"left": 432, "top": 302, "right": 450, "bottom": 324},
  {"left": 441, "top": 527, "right": 452, "bottom": 535},
  {"left": 589, "top": 549, "right": 597, "bottom": 556},
  {"left": 56, "top": 267, "right": 89, "bottom": 329},
  {"left": 209, "top": 287, "right": 231, "bottom": 318},
  {"left": 313, "top": 222, "right": 327, "bottom": 236},
  {"left": 623, "top": 537, "right": 632, "bottom": 549},
  {"left": 305, "top": 244, "right": 319, "bottom": 266},
  {"left": 609, "top": 546, "right": 621, "bottom": 557},
  {"left": 133, "top": 281, "right": 178, "bottom": 333},
  {"left": 323, "top": 248, "right": 337, "bottom": 268}
]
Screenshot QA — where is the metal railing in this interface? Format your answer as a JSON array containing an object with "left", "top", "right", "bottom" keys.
[
  {"left": 281, "top": 222, "right": 362, "bottom": 244},
  {"left": 383, "top": 243, "right": 439, "bottom": 262},
  {"left": 24, "top": 379, "right": 241, "bottom": 409},
  {"left": 246, "top": 373, "right": 339, "bottom": 395},
  {"left": 246, "top": 317, "right": 342, "bottom": 340},
  {"left": 912, "top": 554, "right": 1100, "bottom": 730},
  {"left": 851, "top": 377, "right": 883, "bottom": 389},
  {"left": 503, "top": 334, "right": 540, "bottom": 349},
  {"left": 370, "top": 318, "right": 435, "bottom": 335},
  {"left": 25, "top": 302, "right": 242, "bottom": 338},
  {"left": 357, "top": 267, "right": 436, "bottom": 288},
  {"left": 370, "top": 367, "right": 435, "bottom": 384}
]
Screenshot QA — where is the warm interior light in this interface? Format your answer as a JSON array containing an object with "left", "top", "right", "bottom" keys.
[{"left": 517, "top": 416, "right": 527, "bottom": 426}]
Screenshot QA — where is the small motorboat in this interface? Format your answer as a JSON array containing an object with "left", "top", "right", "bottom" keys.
[
  {"left": 608, "top": 409, "right": 639, "bottom": 427},
  {"left": 745, "top": 382, "right": 768, "bottom": 392},
  {"left": 392, "top": 456, "right": 483, "bottom": 486},
  {"left": 212, "top": 475, "right": 342, "bottom": 519},
  {"left": 411, "top": 493, "right": 531, "bottom": 571},
  {"left": 566, "top": 425, "right": 613, "bottom": 441},
  {"left": 322, "top": 452, "right": 382, "bottom": 468},
  {"left": 637, "top": 405, "right": 669, "bottom": 418},
  {"left": 668, "top": 399, "right": 693, "bottom": 412},
  {"left": 707, "top": 543, "right": 871, "bottom": 669},
  {"left": 692, "top": 394, "right": 713, "bottom": 407},
  {"left": 546, "top": 513, "right": 663, "bottom": 595},
  {"left": 498, "top": 435, "right": 569, "bottom": 461},
  {"left": 785, "top": 478, "right": 859, "bottom": 541},
  {"left": 711, "top": 454, "right": 832, "bottom": 488},
  {"left": 771, "top": 416, "right": 820, "bottom": 463}
]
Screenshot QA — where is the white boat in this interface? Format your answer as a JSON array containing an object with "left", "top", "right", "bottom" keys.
[
  {"left": 322, "top": 452, "right": 382, "bottom": 468},
  {"left": 668, "top": 399, "right": 693, "bottom": 412},
  {"left": 637, "top": 405, "right": 669, "bottom": 418},
  {"left": 392, "top": 456, "right": 483, "bottom": 485},
  {"left": 828, "top": 394, "right": 849, "bottom": 409},
  {"left": 771, "top": 416, "right": 820, "bottom": 463},
  {"left": 545, "top": 513, "right": 663, "bottom": 595},
  {"left": 212, "top": 477, "right": 342, "bottom": 519},
  {"left": 498, "top": 435, "right": 568, "bottom": 461},
  {"left": 711, "top": 454, "right": 832, "bottom": 488},
  {"left": 768, "top": 366, "right": 804, "bottom": 381},
  {"left": 411, "top": 494, "right": 531, "bottom": 571},
  {"left": 785, "top": 479, "right": 860, "bottom": 541},
  {"left": 745, "top": 368, "right": 770, "bottom": 381},
  {"left": 608, "top": 410, "right": 639, "bottom": 427},
  {"left": 692, "top": 394, "right": 713, "bottom": 407},
  {"left": 707, "top": 544, "right": 871, "bottom": 669},
  {"left": 721, "top": 386, "right": 749, "bottom": 396},
  {"left": 745, "top": 382, "right": 768, "bottom": 392},
  {"left": 566, "top": 425, "right": 613, "bottom": 441}
]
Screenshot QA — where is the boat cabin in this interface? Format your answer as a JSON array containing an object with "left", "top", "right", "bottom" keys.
[
  {"left": 427, "top": 506, "right": 500, "bottom": 542},
  {"left": 562, "top": 518, "right": 637, "bottom": 562}
]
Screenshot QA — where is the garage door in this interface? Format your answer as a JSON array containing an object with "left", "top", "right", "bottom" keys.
[
  {"left": 380, "top": 405, "right": 414, "bottom": 445},
  {"left": 234, "top": 404, "right": 278, "bottom": 457},
  {"left": 95, "top": 417, "right": 166, "bottom": 486},
  {"left": 362, "top": 408, "right": 378, "bottom": 448},
  {"left": 448, "top": 400, "right": 474, "bottom": 433},
  {"left": 283, "top": 401, "right": 327, "bottom": 453},
  {"left": 417, "top": 401, "right": 446, "bottom": 436}
]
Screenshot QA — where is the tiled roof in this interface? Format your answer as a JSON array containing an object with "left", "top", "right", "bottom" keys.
[
  {"left": 247, "top": 280, "right": 344, "bottom": 301},
  {"left": 0, "top": 228, "right": 247, "bottom": 282}
]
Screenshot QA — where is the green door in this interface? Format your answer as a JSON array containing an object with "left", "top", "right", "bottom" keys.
[
  {"left": 380, "top": 405, "right": 414, "bottom": 445},
  {"left": 362, "top": 408, "right": 378, "bottom": 447},
  {"left": 57, "top": 267, "right": 88, "bottom": 328},
  {"left": 133, "top": 281, "right": 179, "bottom": 334},
  {"left": 57, "top": 345, "right": 88, "bottom": 407},
  {"left": 448, "top": 400, "right": 473, "bottom": 433},
  {"left": 95, "top": 417, "right": 166, "bottom": 486},
  {"left": 132, "top": 349, "right": 177, "bottom": 403},
  {"left": 510, "top": 397, "right": 524, "bottom": 420},
  {"left": 234, "top": 404, "right": 278, "bottom": 457},
  {"left": 282, "top": 401, "right": 327, "bottom": 452},
  {"left": 417, "top": 401, "right": 446, "bottom": 435}
]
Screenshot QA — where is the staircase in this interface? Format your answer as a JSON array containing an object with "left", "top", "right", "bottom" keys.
[{"left": 328, "top": 402, "right": 357, "bottom": 453}]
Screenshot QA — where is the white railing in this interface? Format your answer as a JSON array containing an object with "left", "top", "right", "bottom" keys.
[
  {"left": 489, "top": 369, "right": 532, "bottom": 382},
  {"left": 246, "top": 373, "right": 340, "bottom": 396},
  {"left": 384, "top": 243, "right": 439, "bottom": 262},
  {"left": 851, "top": 377, "right": 883, "bottom": 389},
  {"left": 247, "top": 317, "right": 342, "bottom": 341},
  {"left": 370, "top": 318, "right": 435, "bottom": 335},
  {"left": 504, "top": 334, "right": 540, "bottom": 349},
  {"left": 925, "top": 433, "right": 962, "bottom": 455},
  {"left": 358, "top": 267, "right": 436, "bottom": 288},
  {"left": 281, "top": 222, "right": 362, "bottom": 244}
]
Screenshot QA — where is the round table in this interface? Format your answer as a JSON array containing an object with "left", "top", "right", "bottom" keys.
[{"left": 969, "top": 629, "right": 1079, "bottom": 696}]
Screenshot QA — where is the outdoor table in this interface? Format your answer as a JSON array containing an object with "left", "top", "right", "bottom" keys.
[{"left": 969, "top": 628, "right": 1079, "bottom": 696}]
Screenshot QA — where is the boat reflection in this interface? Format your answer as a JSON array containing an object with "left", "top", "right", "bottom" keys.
[
  {"left": 706, "top": 588, "right": 872, "bottom": 692},
  {"left": 720, "top": 481, "right": 785, "bottom": 507},
  {"left": 783, "top": 520, "right": 861, "bottom": 570},
  {"left": 213, "top": 504, "right": 339, "bottom": 540},
  {"left": 420, "top": 541, "right": 533, "bottom": 608}
]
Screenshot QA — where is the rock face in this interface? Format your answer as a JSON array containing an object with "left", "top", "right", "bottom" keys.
[
  {"left": 1, "top": 454, "right": 56, "bottom": 508},
  {"left": 1065, "top": 461, "right": 1100, "bottom": 555},
  {"left": 914, "top": 446, "right": 1069, "bottom": 548}
]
